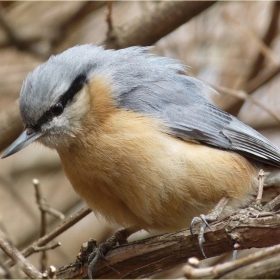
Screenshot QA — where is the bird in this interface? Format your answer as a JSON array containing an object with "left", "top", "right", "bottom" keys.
[{"left": 2, "top": 44, "right": 280, "bottom": 276}]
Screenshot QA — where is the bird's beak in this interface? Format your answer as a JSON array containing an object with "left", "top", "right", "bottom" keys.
[{"left": 2, "top": 129, "right": 43, "bottom": 159}]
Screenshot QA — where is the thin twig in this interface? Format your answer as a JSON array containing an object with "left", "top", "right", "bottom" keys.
[
  {"left": 33, "top": 178, "right": 64, "bottom": 271},
  {"left": 183, "top": 244, "right": 280, "bottom": 279},
  {"left": 5, "top": 205, "right": 92, "bottom": 267},
  {"left": 0, "top": 230, "right": 42, "bottom": 279},
  {"left": 33, "top": 179, "right": 65, "bottom": 221},
  {"left": 208, "top": 82, "right": 280, "bottom": 124},
  {"left": 246, "top": 1, "right": 280, "bottom": 81},
  {"left": 32, "top": 242, "right": 61, "bottom": 253},
  {"left": 106, "top": 1, "right": 114, "bottom": 36},
  {"left": 223, "top": 10, "right": 279, "bottom": 66},
  {"left": 256, "top": 169, "right": 265, "bottom": 205}
]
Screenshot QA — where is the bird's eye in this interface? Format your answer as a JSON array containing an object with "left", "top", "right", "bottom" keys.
[{"left": 51, "top": 102, "right": 64, "bottom": 116}]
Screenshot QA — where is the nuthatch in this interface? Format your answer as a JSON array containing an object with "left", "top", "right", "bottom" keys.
[{"left": 2, "top": 45, "right": 280, "bottom": 275}]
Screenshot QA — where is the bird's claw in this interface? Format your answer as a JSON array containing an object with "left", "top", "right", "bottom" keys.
[
  {"left": 87, "top": 240, "right": 113, "bottom": 278},
  {"left": 190, "top": 214, "right": 213, "bottom": 258}
]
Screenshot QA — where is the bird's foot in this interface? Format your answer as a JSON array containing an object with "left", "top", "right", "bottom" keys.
[
  {"left": 190, "top": 197, "right": 229, "bottom": 258},
  {"left": 87, "top": 235, "right": 118, "bottom": 278},
  {"left": 190, "top": 214, "right": 215, "bottom": 258},
  {"left": 87, "top": 226, "right": 140, "bottom": 278}
]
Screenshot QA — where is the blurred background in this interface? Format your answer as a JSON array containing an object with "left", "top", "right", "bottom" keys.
[{"left": 0, "top": 1, "right": 279, "bottom": 278}]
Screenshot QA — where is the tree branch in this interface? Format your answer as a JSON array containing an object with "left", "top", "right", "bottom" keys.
[
  {"left": 102, "top": 1, "right": 216, "bottom": 49},
  {"left": 5, "top": 205, "right": 91, "bottom": 267},
  {"left": 0, "top": 230, "right": 42, "bottom": 278},
  {"left": 56, "top": 207, "right": 280, "bottom": 279}
]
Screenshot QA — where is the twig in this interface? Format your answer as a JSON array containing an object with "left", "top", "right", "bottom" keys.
[
  {"left": 208, "top": 82, "right": 280, "bottom": 124},
  {"left": 221, "top": 64, "right": 280, "bottom": 116},
  {"left": 5, "top": 205, "right": 92, "bottom": 267},
  {"left": 183, "top": 244, "right": 280, "bottom": 279},
  {"left": 33, "top": 179, "right": 65, "bottom": 221},
  {"left": 0, "top": 230, "right": 42, "bottom": 279},
  {"left": 32, "top": 242, "right": 61, "bottom": 253},
  {"left": 246, "top": 1, "right": 280, "bottom": 81},
  {"left": 223, "top": 10, "right": 278, "bottom": 66},
  {"left": 106, "top": 1, "right": 114, "bottom": 36},
  {"left": 33, "top": 178, "right": 64, "bottom": 271},
  {"left": 265, "top": 194, "right": 280, "bottom": 211},
  {"left": 256, "top": 169, "right": 265, "bottom": 205}
]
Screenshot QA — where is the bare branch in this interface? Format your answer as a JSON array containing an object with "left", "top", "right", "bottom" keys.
[
  {"left": 223, "top": 10, "right": 278, "bottom": 67},
  {"left": 5, "top": 205, "right": 92, "bottom": 267},
  {"left": 0, "top": 230, "right": 42, "bottom": 278},
  {"left": 32, "top": 242, "right": 61, "bottom": 253},
  {"left": 102, "top": 1, "right": 216, "bottom": 49},
  {"left": 223, "top": 64, "right": 280, "bottom": 116},
  {"left": 56, "top": 207, "right": 280, "bottom": 279},
  {"left": 183, "top": 244, "right": 280, "bottom": 279},
  {"left": 106, "top": 1, "right": 114, "bottom": 37},
  {"left": 208, "top": 82, "right": 280, "bottom": 124},
  {"left": 33, "top": 178, "right": 64, "bottom": 271},
  {"left": 246, "top": 1, "right": 280, "bottom": 81},
  {"left": 0, "top": 99, "right": 22, "bottom": 153}
]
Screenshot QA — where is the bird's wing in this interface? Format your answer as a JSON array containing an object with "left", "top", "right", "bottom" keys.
[
  {"left": 163, "top": 102, "right": 280, "bottom": 167},
  {"left": 118, "top": 75, "right": 280, "bottom": 167}
]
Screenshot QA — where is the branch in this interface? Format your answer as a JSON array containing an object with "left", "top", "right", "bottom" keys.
[
  {"left": 0, "top": 99, "right": 23, "bottom": 153},
  {"left": 221, "top": 64, "right": 280, "bottom": 115},
  {"left": 221, "top": 2, "right": 280, "bottom": 116},
  {"left": 5, "top": 205, "right": 92, "bottom": 267},
  {"left": 183, "top": 244, "right": 280, "bottom": 279},
  {"left": 246, "top": 1, "right": 280, "bottom": 81},
  {"left": 102, "top": 1, "right": 216, "bottom": 49},
  {"left": 56, "top": 206, "right": 280, "bottom": 279},
  {"left": 0, "top": 230, "right": 42, "bottom": 278},
  {"left": 33, "top": 178, "right": 64, "bottom": 271},
  {"left": 209, "top": 82, "right": 280, "bottom": 124}
]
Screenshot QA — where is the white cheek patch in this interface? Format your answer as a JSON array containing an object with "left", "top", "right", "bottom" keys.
[{"left": 40, "top": 86, "right": 91, "bottom": 148}]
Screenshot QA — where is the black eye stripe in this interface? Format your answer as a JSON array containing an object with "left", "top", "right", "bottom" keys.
[
  {"left": 31, "top": 73, "right": 88, "bottom": 130},
  {"left": 59, "top": 74, "right": 87, "bottom": 108}
]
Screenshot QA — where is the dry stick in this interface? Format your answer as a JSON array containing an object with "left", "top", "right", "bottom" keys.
[
  {"left": 183, "top": 244, "right": 280, "bottom": 279},
  {"left": 106, "top": 1, "right": 114, "bottom": 36},
  {"left": 102, "top": 1, "right": 216, "bottom": 49},
  {"left": 221, "top": 65, "right": 280, "bottom": 118},
  {"left": 33, "top": 179, "right": 65, "bottom": 220},
  {"left": 0, "top": 99, "right": 22, "bottom": 153},
  {"left": 223, "top": 11, "right": 278, "bottom": 66},
  {"left": 33, "top": 179, "right": 64, "bottom": 271},
  {"left": 256, "top": 169, "right": 265, "bottom": 205},
  {"left": 222, "top": 252, "right": 280, "bottom": 279},
  {"left": 209, "top": 82, "right": 280, "bottom": 125},
  {"left": 246, "top": 1, "right": 280, "bottom": 82},
  {"left": 222, "top": 5, "right": 280, "bottom": 116},
  {"left": 5, "top": 205, "right": 92, "bottom": 267},
  {"left": 0, "top": 230, "right": 42, "bottom": 279}
]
